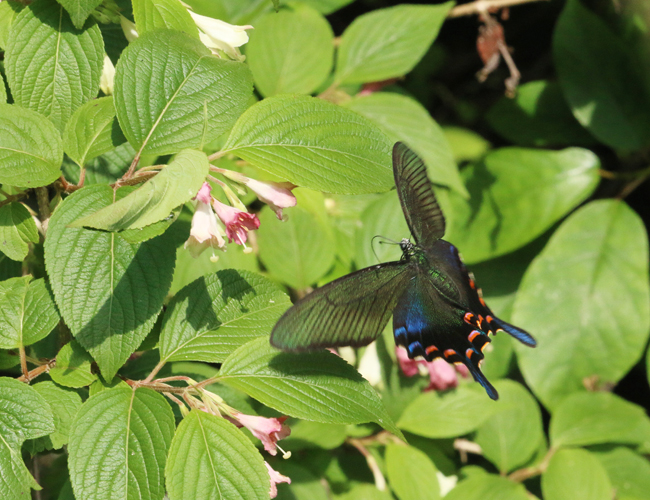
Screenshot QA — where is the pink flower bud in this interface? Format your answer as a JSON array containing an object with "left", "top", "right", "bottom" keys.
[
  {"left": 212, "top": 199, "right": 260, "bottom": 246},
  {"left": 244, "top": 178, "right": 296, "bottom": 220},
  {"left": 265, "top": 462, "right": 291, "bottom": 498},
  {"left": 184, "top": 183, "right": 226, "bottom": 258}
]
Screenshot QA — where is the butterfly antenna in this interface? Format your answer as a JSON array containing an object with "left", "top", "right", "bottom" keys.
[{"left": 371, "top": 235, "right": 400, "bottom": 263}]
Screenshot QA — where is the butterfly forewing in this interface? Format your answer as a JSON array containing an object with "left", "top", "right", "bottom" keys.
[
  {"left": 392, "top": 142, "right": 446, "bottom": 246},
  {"left": 271, "top": 262, "right": 412, "bottom": 352}
]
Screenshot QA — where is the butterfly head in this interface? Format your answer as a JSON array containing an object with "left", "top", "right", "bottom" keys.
[{"left": 399, "top": 238, "right": 415, "bottom": 255}]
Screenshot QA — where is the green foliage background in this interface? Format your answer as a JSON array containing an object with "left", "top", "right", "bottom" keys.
[{"left": 1, "top": 0, "right": 650, "bottom": 499}]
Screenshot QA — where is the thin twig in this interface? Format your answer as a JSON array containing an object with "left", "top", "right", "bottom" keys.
[
  {"left": 142, "top": 360, "right": 167, "bottom": 384},
  {"left": 348, "top": 438, "right": 387, "bottom": 491},
  {"left": 0, "top": 191, "right": 28, "bottom": 210},
  {"left": 448, "top": 0, "right": 549, "bottom": 18},
  {"left": 19, "top": 346, "right": 29, "bottom": 380},
  {"left": 17, "top": 359, "right": 56, "bottom": 383},
  {"left": 509, "top": 447, "right": 556, "bottom": 482}
]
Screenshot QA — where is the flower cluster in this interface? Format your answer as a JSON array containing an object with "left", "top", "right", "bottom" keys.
[
  {"left": 396, "top": 346, "right": 469, "bottom": 392},
  {"left": 185, "top": 174, "right": 296, "bottom": 260}
]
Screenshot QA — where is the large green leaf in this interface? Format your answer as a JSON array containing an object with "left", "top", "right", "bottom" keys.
[
  {"left": 542, "top": 449, "right": 611, "bottom": 500},
  {"left": 444, "top": 147, "right": 600, "bottom": 263},
  {"left": 28, "top": 381, "right": 82, "bottom": 452},
  {"left": 386, "top": 444, "right": 440, "bottom": 500},
  {"left": 0, "top": 202, "right": 39, "bottom": 261},
  {"left": 553, "top": 0, "right": 650, "bottom": 150},
  {"left": 57, "top": 0, "right": 103, "bottom": 29},
  {"left": 68, "top": 386, "right": 175, "bottom": 500},
  {"left": 593, "top": 447, "right": 650, "bottom": 500},
  {"left": 159, "top": 270, "right": 291, "bottom": 363},
  {"left": 334, "top": 3, "right": 453, "bottom": 84},
  {"left": 219, "top": 337, "right": 402, "bottom": 436},
  {"left": 45, "top": 185, "right": 177, "bottom": 380},
  {"left": 513, "top": 200, "right": 650, "bottom": 409},
  {"left": 257, "top": 205, "right": 335, "bottom": 289},
  {"left": 346, "top": 92, "right": 466, "bottom": 196},
  {"left": 397, "top": 388, "right": 499, "bottom": 438},
  {"left": 550, "top": 392, "right": 650, "bottom": 449},
  {"left": 474, "top": 380, "right": 544, "bottom": 473},
  {"left": 166, "top": 410, "right": 269, "bottom": 500},
  {"left": 132, "top": 0, "right": 198, "bottom": 36},
  {"left": 114, "top": 29, "right": 253, "bottom": 155},
  {"left": 247, "top": 6, "right": 333, "bottom": 97},
  {"left": 0, "top": 104, "right": 63, "bottom": 187},
  {"left": 0, "top": 377, "right": 54, "bottom": 499},
  {"left": 486, "top": 80, "right": 595, "bottom": 147},
  {"left": 70, "top": 149, "right": 209, "bottom": 230},
  {"left": 222, "top": 94, "right": 393, "bottom": 194},
  {"left": 0, "top": 276, "right": 60, "bottom": 349},
  {"left": 62, "top": 96, "right": 126, "bottom": 167},
  {"left": 0, "top": 1, "right": 23, "bottom": 50},
  {"left": 5, "top": 0, "right": 104, "bottom": 131},
  {"left": 444, "top": 474, "right": 529, "bottom": 500}
]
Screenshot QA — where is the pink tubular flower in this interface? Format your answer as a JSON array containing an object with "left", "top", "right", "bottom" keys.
[
  {"left": 244, "top": 178, "right": 296, "bottom": 220},
  {"left": 212, "top": 199, "right": 260, "bottom": 246},
  {"left": 395, "top": 346, "right": 468, "bottom": 392},
  {"left": 184, "top": 183, "right": 226, "bottom": 258},
  {"left": 265, "top": 462, "right": 291, "bottom": 499},
  {"left": 235, "top": 414, "right": 291, "bottom": 456}
]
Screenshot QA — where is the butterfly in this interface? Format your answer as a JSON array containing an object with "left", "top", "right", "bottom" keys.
[{"left": 270, "top": 142, "right": 536, "bottom": 400}]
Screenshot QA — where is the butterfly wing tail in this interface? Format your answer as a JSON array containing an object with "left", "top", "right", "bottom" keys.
[
  {"left": 492, "top": 318, "right": 537, "bottom": 347},
  {"left": 464, "top": 358, "right": 499, "bottom": 400}
]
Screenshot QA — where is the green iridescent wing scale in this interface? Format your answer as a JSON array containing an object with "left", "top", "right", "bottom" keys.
[
  {"left": 270, "top": 262, "right": 412, "bottom": 351},
  {"left": 392, "top": 142, "right": 446, "bottom": 246}
]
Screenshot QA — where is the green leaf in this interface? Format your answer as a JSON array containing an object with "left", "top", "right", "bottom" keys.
[
  {"left": 62, "top": 141, "right": 136, "bottom": 185},
  {"left": 133, "top": 0, "right": 198, "bottom": 36},
  {"left": 0, "top": 73, "right": 6, "bottom": 103},
  {"left": 397, "top": 388, "right": 499, "bottom": 438},
  {"left": 298, "top": 0, "right": 353, "bottom": 15},
  {"left": 45, "top": 185, "right": 176, "bottom": 380},
  {"left": 219, "top": 337, "right": 402, "bottom": 436},
  {"left": 222, "top": 94, "right": 393, "bottom": 194},
  {"left": 553, "top": 0, "right": 650, "bottom": 150},
  {"left": 29, "top": 381, "right": 82, "bottom": 452},
  {"left": 5, "top": 0, "right": 104, "bottom": 131},
  {"left": 444, "top": 474, "right": 529, "bottom": 500},
  {"left": 354, "top": 191, "right": 408, "bottom": 268},
  {"left": 442, "top": 126, "right": 491, "bottom": 164},
  {"left": 68, "top": 386, "right": 175, "bottom": 500},
  {"left": 0, "top": 202, "right": 39, "bottom": 261},
  {"left": 593, "top": 447, "right": 650, "bottom": 500},
  {"left": 0, "top": 104, "right": 63, "bottom": 187},
  {"left": 0, "top": 276, "right": 60, "bottom": 349},
  {"left": 550, "top": 392, "right": 650, "bottom": 449},
  {"left": 345, "top": 92, "right": 466, "bottom": 196},
  {"left": 513, "top": 200, "right": 650, "bottom": 409},
  {"left": 57, "top": 0, "right": 103, "bottom": 29},
  {"left": 282, "top": 419, "right": 347, "bottom": 452},
  {"left": 334, "top": 3, "right": 453, "bottom": 85},
  {"left": 70, "top": 149, "right": 209, "bottom": 230},
  {"left": 444, "top": 147, "right": 600, "bottom": 264},
  {"left": 62, "top": 96, "right": 126, "bottom": 167},
  {"left": 542, "top": 448, "right": 611, "bottom": 500},
  {"left": 334, "top": 483, "right": 393, "bottom": 500},
  {"left": 257, "top": 205, "right": 335, "bottom": 289},
  {"left": 166, "top": 410, "right": 269, "bottom": 500},
  {"left": 114, "top": 29, "right": 253, "bottom": 155},
  {"left": 49, "top": 340, "right": 97, "bottom": 388},
  {"left": 0, "top": 377, "right": 55, "bottom": 499},
  {"left": 0, "top": 1, "right": 23, "bottom": 50},
  {"left": 159, "top": 270, "right": 291, "bottom": 363},
  {"left": 474, "top": 380, "right": 544, "bottom": 473},
  {"left": 247, "top": 6, "right": 333, "bottom": 97},
  {"left": 486, "top": 80, "right": 595, "bottom": 147},
  {"left": 386, "top": 443, "right": 440, "bottom": 500}
]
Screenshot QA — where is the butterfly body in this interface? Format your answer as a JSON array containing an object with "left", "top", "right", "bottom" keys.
[{"left": 271, "top": 143, "right": 536, "bottom": 400}]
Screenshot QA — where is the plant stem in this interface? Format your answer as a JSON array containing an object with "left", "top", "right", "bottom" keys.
[
  {"left": 448, "top": 0, "right": 550, "bottom": 18},
  {"left": 16, "top": 359, "right": 56, "bottom": 383},
  {"left": 19, "top": 346, "right": 29, "bottom": 380},
  {"left": 508, "top": 447, "right": 556, "bottom": 482}
]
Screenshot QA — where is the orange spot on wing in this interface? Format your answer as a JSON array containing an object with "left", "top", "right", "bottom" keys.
[
  {"left": 464, "top": 312, "right": 475, "bottom": 324},
  {"left": 468, "top": 330, "right": 480, "bottom": 342},
  {"left": 425, "top": 345, "right": 439, "bottom": 355},
  {"left": 479, "top": 297, "right": 487, "bottom": 307},
  {"left": 444, "top": 349, "right": 456, "bottom": 359},
  {"left": 469, "top": 279, "right": 476, "bottom": 289},
  {"left": 486, "top": 315, "right": 494, "bottom": 323},
  {"left": 465, "top": 348, "right": 475, "bottom": 359}
]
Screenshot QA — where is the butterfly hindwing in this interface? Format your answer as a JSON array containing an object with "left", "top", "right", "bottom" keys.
[
  {"left": 393, "top": 142, "right": 446, "bottom": 246},
  {"left": 271, "top": 262, "right": 412, "bottom": 352}
]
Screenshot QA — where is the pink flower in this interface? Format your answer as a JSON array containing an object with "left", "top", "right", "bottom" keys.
[
  {"left": 395, "top": 346, "right": 468, "bottom": 392},
  {"left": 265, "top": 462, "right": 291, "bottom": 499},
  {"left": 212, "top": 199, "right": 260, "bottom": 246},
  {"left": 184, "top": 183, "right": 226, "bottom": 258},
  {"left": 245, "top": 178, "right": 296, "bottom": 220},
  {"left": 234, "top": 414, "right": 291, "bottom": 456}
]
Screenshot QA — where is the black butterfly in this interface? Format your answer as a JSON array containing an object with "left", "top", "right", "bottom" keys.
[{"left": 271, "top": 142, "right": 536, "bottom": 399}]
